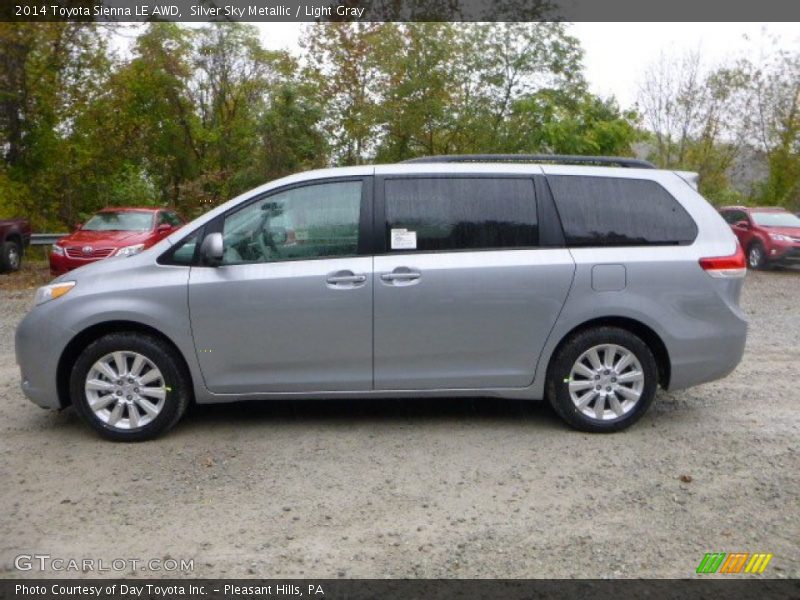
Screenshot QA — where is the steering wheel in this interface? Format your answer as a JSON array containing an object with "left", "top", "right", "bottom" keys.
[{"left": 255, "top": 226, "right": 278, "bottom": 260}]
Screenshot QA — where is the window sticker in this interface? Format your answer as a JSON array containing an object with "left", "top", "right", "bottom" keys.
[{"left": 391, "top": 228, "right": 417, "bottom": 250}]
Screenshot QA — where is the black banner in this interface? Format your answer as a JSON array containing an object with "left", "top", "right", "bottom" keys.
[
  {"left": 4, "top": 0, "right": 800, "bottom": 22},
  {"left": 2, "top": 580, "right": 800, "bottom": 600}
]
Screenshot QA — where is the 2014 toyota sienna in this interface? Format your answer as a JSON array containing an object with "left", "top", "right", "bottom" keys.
[{"left": 15, "top": 155, "right": 748, "bottom": 441}]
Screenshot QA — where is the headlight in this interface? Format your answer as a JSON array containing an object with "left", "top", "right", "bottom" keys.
[
  {"left": 115, "top": 244, "right": 145, "bottom": 257},
  {"left": 769, "top": 233, "right": 792, "bottom": 242},
  {"left": 34, "top": 281, "right": 76, "bottom": 306},
  {"left": 51, "top": 245, "right": 64, "bottom": 256}
]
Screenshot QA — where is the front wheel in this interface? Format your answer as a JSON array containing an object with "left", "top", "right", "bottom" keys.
[
  {"left": 70, "top": 332, "right": 191, "bottom": 441},
  {"left": 546, "top": 327, "right": 658, "bottom": 433},
  {"left": 747, "top": 242, "right": 768, "bottom": 270},
  {"left": 0, "top": 240, "right": 22, "bottom": 272}
]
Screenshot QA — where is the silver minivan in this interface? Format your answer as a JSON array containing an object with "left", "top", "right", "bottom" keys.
[{"left": 15, "top": 155, "right": 748, "bottom": 440}]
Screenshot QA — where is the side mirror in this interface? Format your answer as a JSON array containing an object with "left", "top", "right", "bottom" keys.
[
  {"left": 73, "top": 223, "right": 82, "bottom": 231},
  {"left": 199, "top": 232, "right": 224, "bottom": 266},
  {"left": 157, "top": 223, "right": 172, "bottom": 232},
  {"left": 735, "top": 220, "right": 750, "bottom": 229}
]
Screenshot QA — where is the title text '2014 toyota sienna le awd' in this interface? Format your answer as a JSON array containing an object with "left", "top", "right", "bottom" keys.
[{"left": 16, "top": 155, "right": 748, "bottom": 441}]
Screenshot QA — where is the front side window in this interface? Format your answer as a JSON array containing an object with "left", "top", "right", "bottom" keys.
[
  {"left": 724, "top": 210, "right": 748, "bottom": 225},
  {"left": 221, "top": 180, "right": 362, "bottom": 265},
  {"left": 159, "top": 211, "right": 182, "bottom": 226},
  {"left": 548, "top": 176, "right": 698, "bottom": 247},
  {"left": 82, "top": 211, "right": 154, "bottom": 232},
  {"left": 384, "top": 177, "right": 538, "bottom": 252}
]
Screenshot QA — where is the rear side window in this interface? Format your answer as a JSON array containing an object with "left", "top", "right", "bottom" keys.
[
  {"left": 384, "top": 177, "right": 538, "bottom": 252},
  {"left": 548, "top": 176, "right": 697, "bottom": 247}
]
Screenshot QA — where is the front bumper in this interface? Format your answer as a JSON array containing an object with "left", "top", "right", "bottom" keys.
[
  {"left": 49, "top": 252, "right": 105, "bottom": 276},
  {"left": 15, "top": 304, "right": 73, "bottom": 409},
  {"left": 769, "top": 244, "right": 800, "bottom": 263}
]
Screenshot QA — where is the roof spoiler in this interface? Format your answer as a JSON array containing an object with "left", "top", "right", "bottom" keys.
[{"left": 675, "top": 171, "right": 700, "bottom": 191}]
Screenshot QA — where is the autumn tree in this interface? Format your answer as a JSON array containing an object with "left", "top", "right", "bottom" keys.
[
  {"left": 748, "top": 48, "right": 800, "bottom": 208},
  {"left": 637, "top": 50, "right": 755, "bottom": 202}
]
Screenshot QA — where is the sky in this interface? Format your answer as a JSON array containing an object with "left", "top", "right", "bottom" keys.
[{"left": 252, "top": 22, "right": 800, "bottom": 109}]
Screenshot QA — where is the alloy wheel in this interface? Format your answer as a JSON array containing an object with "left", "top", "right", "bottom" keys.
[
  {"left": 84, "top": 351, "right": 167, "bottom": 430},
  {"left": 749, "top": 246, "right": 763, "bottom": 268},
  {"left": 8, "top": 246, "right": 19, "bottom": 269},
  {"left": 567, "top": 344, "right": 644, "bottom": 421}
]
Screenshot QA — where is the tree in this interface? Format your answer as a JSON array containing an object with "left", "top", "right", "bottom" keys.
[
  {"left": 0, "top": 23, "right": 113, "bottom": 229},
  {"left": 302, "top": 22, "right": 386, "bottom": 165},
  {"left": 506, "top": 90, "right": 639, "bottom": 155},
  {"left": 748, "top": 48, "right": 800, "bottom": 208},
  {"left": 637, "top": 49, "right": 752, "bottom": 202}
]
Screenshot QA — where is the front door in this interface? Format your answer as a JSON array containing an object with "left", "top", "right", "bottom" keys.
[
  {"left": 189, "top": 178, "right": 373, "bottom": 394},
  {"left": 373, "top": 176, "right": 575, "bottom": 390}
]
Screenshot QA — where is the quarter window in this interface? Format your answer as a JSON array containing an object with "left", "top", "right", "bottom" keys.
[
  {"left": 162, "top": 230, "right": 199, "bottom": 266},
  {"left": 220, "top": 180, "right": 362, "bottom": 265},
  {"left": 547, "top": 176, "right": 697, "bottom": 246},
  {"left": 384, "top": 177, "right": 538, "bottom": 252}
]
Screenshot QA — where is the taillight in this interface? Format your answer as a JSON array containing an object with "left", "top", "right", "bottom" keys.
[{"left": 699, "top": 243, "right": 746, "bottom": 278}]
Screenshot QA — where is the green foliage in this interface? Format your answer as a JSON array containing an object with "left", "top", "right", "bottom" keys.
[
  {"left": 2, "top": 22, "right": 796, "bottom": 230},
  {"left": 507, "top": 91, "right": 639, "bottom": 155}
]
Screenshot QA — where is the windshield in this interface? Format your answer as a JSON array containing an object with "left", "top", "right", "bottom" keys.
[
  {"left": 750, "top": 211, "right": 800, "bottom": 228},
  {"left": 82, "top": 211, "right": 154, "bottom": 232}
]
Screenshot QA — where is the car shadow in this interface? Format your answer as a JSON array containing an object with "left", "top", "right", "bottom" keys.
[{"left": 179, "top": 395, "right": 565, "bottom": 431}]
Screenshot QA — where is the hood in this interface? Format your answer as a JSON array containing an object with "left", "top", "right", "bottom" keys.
[{"left": 57, "top": 229, "right": 152, "bottom": 247}]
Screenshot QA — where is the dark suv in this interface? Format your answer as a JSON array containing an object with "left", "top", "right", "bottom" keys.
[{"left": 719, "top": 206, "right": 800, "bottom": 269}]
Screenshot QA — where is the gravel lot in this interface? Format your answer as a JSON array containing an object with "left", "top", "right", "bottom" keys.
[{"left": 0, "top": 268, "right": 798, "bottom": 579}]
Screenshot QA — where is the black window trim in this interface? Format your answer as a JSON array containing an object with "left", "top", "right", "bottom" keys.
[
  {"left": 158, "top": 176, "right": 373, "bottom": 267},
  {"left": 374, "top": 173, "right": 556, "bottom": 256}
]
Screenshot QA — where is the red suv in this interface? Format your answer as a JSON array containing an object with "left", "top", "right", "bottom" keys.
[
  {"left": 50, "top": 208, "right": 183, "bottom": 276},
  {"left": 719, "top": 206, "right": 800, "bottom": 269}
]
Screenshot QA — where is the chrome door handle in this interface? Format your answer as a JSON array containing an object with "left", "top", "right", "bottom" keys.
[
  {"left": 327, "top": 274, "right": 367, "bottom": 284},
  {"left": 380, "top": 272, "right": 421, "bottom": 282}
]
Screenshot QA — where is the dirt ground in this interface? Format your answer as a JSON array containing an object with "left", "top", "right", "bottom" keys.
[{"left": 0, "top": 266, "right": 798, "bottom": 579}]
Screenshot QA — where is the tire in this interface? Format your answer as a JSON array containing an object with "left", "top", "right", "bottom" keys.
[
  {"left": 0, "top": 240, "right": 22, "bottom": 272},
  {"left": 546, "top": 326, "right": 658, "bottom": 433},
  {"left": 747, "top": 242, "right": 768, "bottom": 270},
  {"left": 70, "top": 332, "right": 191, "bottom": 441}
]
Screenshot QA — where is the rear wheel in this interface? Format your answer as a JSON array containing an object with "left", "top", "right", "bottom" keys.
[
  {"left": 747, "top": 242, "right": 768, "bottom": 270},
  {"left": 70, "top": 332, "right": 190, "bottom": 441},
  {"left": 546, "top": 327, "right": 658, "bottom": 432},
  {"left": 0, "top": 240, "right": 21, "bottom": 272}
]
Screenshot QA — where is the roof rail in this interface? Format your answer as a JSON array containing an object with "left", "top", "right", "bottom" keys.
[{"left": 401, "top": 154, "right": 656, "bottom": 169}]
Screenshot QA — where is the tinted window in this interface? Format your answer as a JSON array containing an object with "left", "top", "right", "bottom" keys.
[
  {"left": 548, "top": 176, "right": 697, "bottom": 246},
  {"left": 221, "top": 180, "right": 362, "bottom": 265},
  {"left": 384, "top": 178, "right": 537, "bottom": 252}
]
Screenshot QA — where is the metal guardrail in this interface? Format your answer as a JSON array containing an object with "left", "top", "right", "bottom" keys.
[{"left": 30, "top": 233, "right": 66, "bottom": 246}]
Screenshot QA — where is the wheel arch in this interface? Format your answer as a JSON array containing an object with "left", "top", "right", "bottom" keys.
[
  {"left": 5, "top": 232, "right": 23, "bottom": 248},
  {"left": 546, "top": 316, "right": 671, "bottom": 389},
  {"left": 56, "top": 320, "right": 193, "bottom": 408}
]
